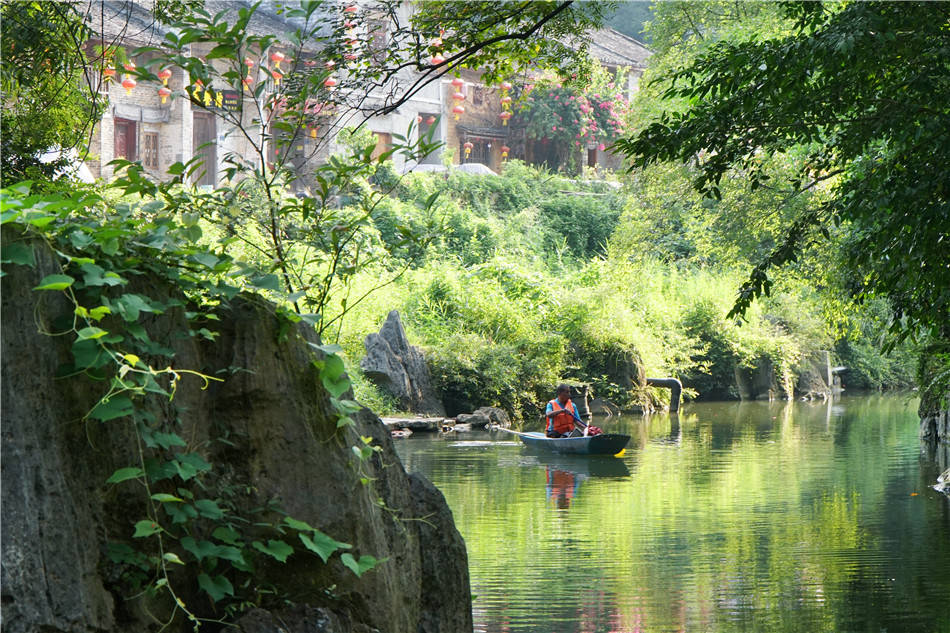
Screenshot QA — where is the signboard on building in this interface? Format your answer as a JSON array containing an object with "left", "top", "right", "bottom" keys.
[{"left": 191, "top": 89, "right": 241, "bottom": 112}]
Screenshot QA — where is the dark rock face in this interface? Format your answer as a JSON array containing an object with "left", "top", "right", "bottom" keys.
[
  {"left": 456, "top": 412, "right": 491, "bottom": 428},
  {"left": 1, "top": 236, "right": 471, "bottom": 633},
  {"left": 361, "top": 311, "right": 446, "bottom": 416},
  {"left": 474, "top": 406, "right": 510, "bottom": 428}
]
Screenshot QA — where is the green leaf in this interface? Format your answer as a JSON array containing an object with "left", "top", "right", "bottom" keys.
[
  {"left": 173, "top": 452, "right": 212, "bottom": 481},
  {"left": 197, "top": 573, "right": 234, "bottom": 602},
  {"left": 309, "top": 342, "right": 343, "bottom": 355},
  {"left": 142, "top": 429, "right": 187, "bottom": 450},
  {"left": 283, "top": 516, "right": 313, "bottom": 532},
  {"left": 150, "top": 493, "right": 184, "bottom": 503},
  {"left": 252, "top": 539, "right": 294, "bottom": 563},
  {"left": 133, "top": 519, "right": 162, "bottom": 538},
  {"left": 88, "top": 395, "right": 134, "bottom": 421},
  {"left": 298, "top": 530, "right": 350, "bottom": 563},
  {"left": 340, "top": 553, "right": 379, "bottom": 577},
  {"left": 163, "top": 552, "right": 185, "bottom": 565},
  {"left": 72, "top": 338, "right": 103, "bottom": 369},
  {"left": 194, "top": 498, "right": 225, "bottom": 520},
  {"left": 89, "top": 306, "right": 112, "bottom": 321},
  {"left": 249, "top": 273, "right": 281, "bottom": 291},
  {"left": 114, "top": 293, "right": 158, "bottom": 322},
  {"left": 318, "top": 354, "right": 350, "bottom": 398},
  {"left": 212, "top": 526, "right": 241, "bottom": 545},
  {"left": 106, "top": 467, "right": 144, "bottom": 484},
  {"left": 33, "top": 274, "right": 74, "bottom": 291},
  {"left": 181, "top": 535, "right": 217, "bottom": 562},
  {"left": 77, "top": 326, "right": 108, "bottom": 340},
  {"left": 1, "top": 242, "right": 35, "bottom": 267},
  {"left": 80, "top": 263, "right": 125, "bottom": 287}
]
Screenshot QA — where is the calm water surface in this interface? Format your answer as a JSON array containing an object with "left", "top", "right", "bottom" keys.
[{"left": 394, "top": 395, "right": 950, "bottom": 633}]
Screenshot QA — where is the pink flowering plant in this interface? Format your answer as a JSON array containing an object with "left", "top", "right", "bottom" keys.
[{"left": 518, "top": 65, "right": 630, "bottom": 155}]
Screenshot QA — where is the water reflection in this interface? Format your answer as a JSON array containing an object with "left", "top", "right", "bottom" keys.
[{"left": 394, "top": 396, "right": 950, "bottom": 633}]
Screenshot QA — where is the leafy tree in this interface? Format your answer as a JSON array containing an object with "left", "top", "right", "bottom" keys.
[
  {"left": 0, "top": 1, "right": 103, "bottom": 182},
  {"left": 519, "top": 63, "right": 630, "bottom": 171},
  {"left": 616, "top": 1, "right": 950, "bottom": 343}
]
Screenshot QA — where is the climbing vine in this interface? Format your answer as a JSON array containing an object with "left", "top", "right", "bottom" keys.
[{"left": 1, "top": 180, "right": 381, "bottom": 628}]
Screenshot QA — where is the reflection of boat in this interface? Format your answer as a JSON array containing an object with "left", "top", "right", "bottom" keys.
[
  {"left": 505, "top": 430, "right": 630, "bottom": 455},
  {"left": 530, "top": 451, "right": 631, "bottom": 479}
]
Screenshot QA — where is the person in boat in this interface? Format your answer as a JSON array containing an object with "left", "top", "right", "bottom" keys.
[{"left": 545, "top": 384, "right": 601, "bottom": 437}]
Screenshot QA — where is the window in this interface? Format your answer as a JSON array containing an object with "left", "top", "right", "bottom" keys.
[
  {"left": 372, "top": 132, "right": 392, "bottom": 160},
  {"left": 473, "top": 86, "right": 484, "bottom": 106},
  {"left": 114, "top": 118, "right": 137, "bottom": 161},
  {"left": 143, "top": 132, "right": 159, "bottom": 169}
]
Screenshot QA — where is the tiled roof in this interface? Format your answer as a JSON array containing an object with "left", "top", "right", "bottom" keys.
[{"left": 587, "top": 27, "right": 652, "bottom": 69}]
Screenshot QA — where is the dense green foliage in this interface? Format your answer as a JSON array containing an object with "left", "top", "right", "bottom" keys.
[
  {"left": 0, "top": 2, "right": 103, "bottom": 182},
  {"left": 334, "top": 161, "right": 914, "bottom": 419},
  {"left": 616, "top": 1, "right": 950, "bottom": 344}
]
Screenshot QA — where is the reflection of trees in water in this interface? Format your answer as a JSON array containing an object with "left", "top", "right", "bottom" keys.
[{"left": 410, "top": 398, "right": 945, "bottom": 633}]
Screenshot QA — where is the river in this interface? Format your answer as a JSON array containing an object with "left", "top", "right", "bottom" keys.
[{"left": 394, "top": 395, "right": 950, "bottom": 633}]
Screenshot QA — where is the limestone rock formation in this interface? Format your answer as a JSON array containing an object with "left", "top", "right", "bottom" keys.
[
  {"left": 474, "top": 406, "right": 510, "bottom": 428},
  {"left": 456, "top": 412, "right": 491, "bottom": 428},
  {"left": 361, "top": 311, "right": 445, "bottom": 416},
  {"left": 0, "top": 235, "right": 470, "bottom": 633}
]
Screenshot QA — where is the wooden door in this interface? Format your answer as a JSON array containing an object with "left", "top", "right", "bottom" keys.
[
  {"left": 192, "top": 113, "right": 217, "bottom": 187},
  {"left": 114, "top": 119, "right": 136, "bottom": 161}
]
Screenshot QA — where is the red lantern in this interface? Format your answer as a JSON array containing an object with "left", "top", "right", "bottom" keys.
[
  {"left": 416, "top": 115, "right": 422, "bottom": 123},
  {"left": 500, "top": 95, "right": 512, "bottom": 109},
  {"left": 193, "top": 78, "right": 204, "bottom": 94},
  {"left": 103, "top": 67, "right": 116, "bottom": 80},
  {"left": 344, "top": 19, "right": 355, "bottom": 29},
  {"left": 158, "top": 86, "right": 171, "bottom": 104},
  {"left": 270, "top": 51, "right": 285, "bottom": 68},
  {"left": 499, "top": 111, "right": 512, "bottom": 126},
  {"left": 344, "top": 52, "right": 358, "bottom": 61},
  {"left": 451, "top": 77, "right": 464, "bottom": 89},
  {"left": 452, "top": 104, "right": 464, "bottom": 120},
  {"left": 123, "top": 61, "right": 136, "bottom": 73},
  {"left": 463, "top": 141, "right": 473, "bottom": 158},
  {"left": 242, "top": 76, "right": 253, "bottom": 91},
  {"left": 121, "top": 76, "right": 137, "bottom": 95},
  {"left": 426, "top": 115, "right": 436, "bottom": 125},
  {"left": 500, "top": 81, "right": 513, "bottom": 92},
  {"left": 244, "top": 57, "right": 255, "bottom": 68},
  {"left": 324, "top": 75, "right": 338, "bottom": 90},
  {"left": 309, "top": 125, "right": 320, "bottom": 139},
  {"left": 452, "top": 91, "right": 465, "bottom": 104},
  {"left": 430, "top": 36, "right": 443, "bottom": 48},
  {"left": 501, "top": 145, "right": 510, "bottom": 159},
  {"left": 157, "top": 68, "right": 172, "bottom": 85},
  {"left": 431, "top": 53, "right": 445, "bottom": 66},
  {"left": 271, "top": 69, "right": 283, "bottom": 85}
]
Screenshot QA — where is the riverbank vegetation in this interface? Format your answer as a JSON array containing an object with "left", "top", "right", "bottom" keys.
[{"left": 330, "top": 160, "right": 916, "bottom": 418}]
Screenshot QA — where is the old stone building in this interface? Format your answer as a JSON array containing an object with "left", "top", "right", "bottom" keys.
[{"left": 82, "top": 2, "right": 650, "bottom": 183}]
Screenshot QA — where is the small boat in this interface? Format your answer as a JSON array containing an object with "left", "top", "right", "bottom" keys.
[{"left": 504, "top": 430, "right": 630, "bottom": 455}]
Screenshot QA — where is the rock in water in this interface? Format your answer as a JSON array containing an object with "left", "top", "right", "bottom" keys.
[
  {"left": 361, "top": 311, "right": 446, "bottom": 416},
  {"left": 474, "top": 406, "right": 511, "bottom": 428}
]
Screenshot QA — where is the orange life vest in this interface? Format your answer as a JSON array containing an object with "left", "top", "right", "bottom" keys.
[{"left": 547, "top": 398, "right": 578, "bottom": 435}]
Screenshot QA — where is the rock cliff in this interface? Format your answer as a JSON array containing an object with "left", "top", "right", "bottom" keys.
[{"left": 0, "top": 234, "right": 471, "bottom": 633}]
